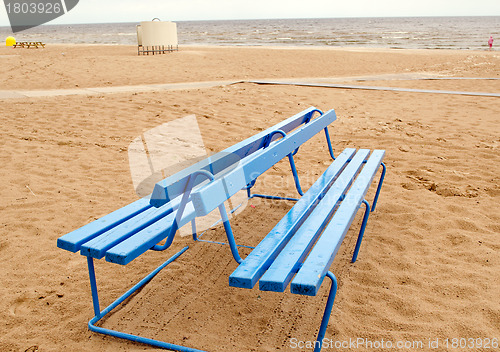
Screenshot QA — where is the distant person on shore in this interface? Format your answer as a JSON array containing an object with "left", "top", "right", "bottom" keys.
[{"left": 488, "top": 36, "right": 493, "bottom": 51}]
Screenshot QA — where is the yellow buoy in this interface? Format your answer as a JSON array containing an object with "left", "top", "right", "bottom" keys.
[{"left": 6, "top": 36, "right": 16, "bottom": 46}]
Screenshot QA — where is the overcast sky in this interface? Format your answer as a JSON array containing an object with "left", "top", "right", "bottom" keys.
[{"left": 1, "top": 0, "right": 500, "bottom": 27}]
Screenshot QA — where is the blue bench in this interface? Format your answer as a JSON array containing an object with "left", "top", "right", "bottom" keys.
[{"left": 57, "top": 107, "right": 386, "bottom": 352}]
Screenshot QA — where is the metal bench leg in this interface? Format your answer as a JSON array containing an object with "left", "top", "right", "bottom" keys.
[
  {"left": 245, "top": 179, "right": 257, "bottom": 198},
  {"left": 261, "top": 129, "right": 305, "bottom": 197},
  {"left": 324, "top": 127, "right": 335, "bottom": 160},
  {"left": 191, "top": 219, "right": 198, "bottom": 241},
  {"left": 287, "top": 153, "right": 305, "bottom": 196},
  {"left": 352, "top": 200, "right": 370, "bottom": 263},
  {"left": 218, "top": 203, "right": 243, "bottom": 264},
  {"left": 86, "top": 247, "right": 207, "bottom": 352},
  {"left": 371, "top": 162, "right": 386, "bottom": 212},
  {"left": 87, "top": 256, "right": 101, "bottom": 317},
  {"left": 313, "top": 271, "right": 338, "bottom": 352}
]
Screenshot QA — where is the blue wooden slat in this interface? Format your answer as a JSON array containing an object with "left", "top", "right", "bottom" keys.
[
  {"left": 228, "top": 148, "right": 355, "bottom": 289},
  {"left": 290, "top": 150, "right": 385, "bottom": 296},
  {"left": 80, "top": 203, "right": 181, "bottom": 259},
  {"left": 191, "top": 109, "right": 338, "bottom": 217},
  {"left": 57, "top": 196, "right": 152, "bottom": 253},
  {"left": 105, "top": 204, "right": 196, "bottom": 265},
  {"left": 150, "top": 107, "right": 323, "bottom": 207},
  {"left": 258, "top": 150, "right": 369, "bottom": 292}
]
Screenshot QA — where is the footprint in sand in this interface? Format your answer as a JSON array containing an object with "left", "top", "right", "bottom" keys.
[{"left": 10, "top": 294, "right": 32, "bottom": 317}]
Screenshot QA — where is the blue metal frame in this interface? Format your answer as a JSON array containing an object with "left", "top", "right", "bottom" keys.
[
  {"left": 351, "top": 200, "right": 371, "bottom": 263},
  {"left": 64, "top": 107, "right": 388, "bottom": 352},
  {"left": 148, "top": 169, "right": 245, "bottom": 265},
  {"left": 218, "top": 203, "right": 243, "bottom": 263},
  {"left": 152, "top": 170, "right": 215, "bottom": 251},
  {"left": 324, "top": 127, "right": 335, "bottom": 160},
  {"left": 350, "top": 162, "right": 386, "bottom": 262},
  {"left": 85, "top": 246, "right": 340, "bottom": 352},
  {"left": 264, "top": 129, "right": 305, "bottom": 196},
  {"left": 86, "top": 247, "right": 207, "bottom": 352},
  {"left": 314, "top": 272, "right": 338, "bottom": 352},
  {"left": 371, "top": 162, "right": 386, "bottom": 212},
  {"left": 80, "top": 154, "right": 384, "bottom": 352}
]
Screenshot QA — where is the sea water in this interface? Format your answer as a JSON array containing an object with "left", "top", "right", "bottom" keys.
[{"left": 1, "top": 16, "right": 498, "bottom": 50}]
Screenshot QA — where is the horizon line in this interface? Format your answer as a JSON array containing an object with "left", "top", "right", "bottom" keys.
[{"left": 1, "top": 14, "right": 500, "bottom": 28}]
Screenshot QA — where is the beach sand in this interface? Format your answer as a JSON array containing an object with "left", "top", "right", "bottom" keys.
[{"left": 0, "top": 45, "right": 499, "bottom": 351}]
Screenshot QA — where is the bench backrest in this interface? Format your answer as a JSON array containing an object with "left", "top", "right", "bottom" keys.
[
  {"left": 57, "top": 107, "right": 328, "bottom": 256},
  {"left": 150, "top": 106, "right": 323, "bottom": 207},
  {"left": 190, "top": 109, "right": 337, "bottom": 217}
]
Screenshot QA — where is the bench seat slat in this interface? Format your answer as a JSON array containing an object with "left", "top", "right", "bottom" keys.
[
  {"left": 258, "top": 149, "right": 369, "bottom": 292},
  {"left": 192, "top": 109, "right": 337, "bottom": 217},
  {"left": 56, "top": 197, "right": 152, "bottom": 253},
  {"left": 228, "top": 148, "right": 356, "bottom": 289},
  {"left": 150, "top": 107, "right": 322, "bottom": 207},
  {"left": 105, "top": 203, "right": 196, "bottom": 265},
  {"left": 290, "top": 150, "right": 385, "bottom": 296},
  {"left": 80, "top": 203, "right": 181, "bottom": 259}
]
